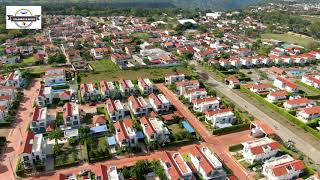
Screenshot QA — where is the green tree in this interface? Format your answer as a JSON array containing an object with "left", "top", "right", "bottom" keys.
[{"left": 48, "top": 129, "right": 63, "bottom": 144}]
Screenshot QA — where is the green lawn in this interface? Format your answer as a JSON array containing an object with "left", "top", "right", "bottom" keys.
[
  {"left": 22, "top": 56, "right": 38, "bottom": 65},
  {"left": 80, "top": 60, "right": 193, "bottom": 83},
  {"left": 261, "top": 33, "right": 319, "bottom": 48},
  {"left": 131, "top": 32, "right": 152, "bottom": 39},
  {"left": 168, "top": 123, "right": 185, "bottom": 134},
  {"left": 300, "top": 15, "right": 320, "bottom": 23}
]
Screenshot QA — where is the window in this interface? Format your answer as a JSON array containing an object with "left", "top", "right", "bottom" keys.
[{"left": 23, "top": 156, "right": 29, "bottom": 161}]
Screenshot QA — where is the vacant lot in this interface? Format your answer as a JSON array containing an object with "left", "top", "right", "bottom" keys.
[
  {"left": 80, "top": 60, "right": 193, "bottom": 83},
  {"left": 261, "top": 33, "right": 319, "bottom": 48}
]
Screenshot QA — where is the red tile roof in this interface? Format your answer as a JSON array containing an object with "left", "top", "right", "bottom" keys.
[
  {"left": 140, "top": 116, "right": 156, "bottom": 136},
  {"left": 22, "top": 131, "right": 35, "bottom": 154},
  {"left": 301, "top": 106, "right": 320, "bottom": 115},
  {"left": 175, "top": 80, "right": 199, "bottom": 87},
  {"left": 128, "top": 96, "right": 143, "bottom": 110},
  {"left": 272, "top": 160, "right": 305, "bottom": 177},
  {"left": 192, "top": 97, "right": 219, "bottom": 105},
  {"left": 287, "top": 97, "right": 311, "bottom": 105},
  {"left": 269, "top": 90, "right": 288, "bottom": 97},
  {"left": 204, "top": 108, "right": 233, "bottom": 117},
  {"left": 250, "top": 141, "right": 281, "bottom": 155},
  {"left": 251, "top": 120, "right": 275, "bottom": 135},
  {"left": 190, "top": 146, "right": 215, "bottom": 174}
]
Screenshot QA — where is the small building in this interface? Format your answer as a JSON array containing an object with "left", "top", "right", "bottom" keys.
[
  {"left": 43, "top": 68, "right": 65, "bottom": 87},
  {"left": 297, "top": 106, "right": 320, "bottom": 122},
  {"left": 301, "top": 75, "right": 320, "bottom": 89},
  {"left": 5, "top": 70, "right": 23, "bottom": 88},
  {"left": 106, "top": 99, "right": 125, "bottom": 121},
  {"left": 225, "top": 76, "right": 240, "bottom": 89},
  {"left": 80, "top": 83, "right": 101, "bottom": 102},
  {"left": 128, "top": 96, "right": 149, "bottom": 117},
  {"left": 267, "top": 90, "right": 288, "bottom": 102},
  {"left": 148, "top": 93, "right": 171, "bottom": 114},
  {"left": 175, "top": 80, "right": 200, "bottom": 95},
  {"left": 165, "top": 72, "right": 185, "bottom": 84},
  {"left": 274, "top": 77, "right": 299, "bottom": 93},
  {"left": 192, "top": 97, "right": 220, "bottom": 112},
  {"left": 138, "top": 78, "right": 154, "bottom": 95},
  {"left": 204, "top": 108, "right": 234, "bottom": 128},
  {"left": 262, "top": 155, "right": 305, "bottom": 180},
  {"left": 140, "top": 116, "right": 170, "bottom": 144},
  {"left": 118, "top": 79, "right": 135, "bottom": 96},
  {"left": 283, "top": 97, "right": 314, "bottom": 110},
  {"left": 184, "top": 88, "right": 208, "bottom": 102},
  {"left": 63, "top": 103, "right": 80, "bottom": 127},
  {"left": 99, "top": 81, "right": 118, "bottom": 99},
  {"left": 242, "top": 137, "right": 281, "bottom": 164},
  {"left": 30, "top": 107, "right": 49, "bottom": 133},
  {"left": 36, "top": 85, "right": 53, "bottom": 107},
  {"left": 114, "top": 119, "right": 137, "bottom": 147},
  {"left": 250, "top": 120, "right": 275, "bottom": 137},
  {"left": 249, "top": 83, "right": 272, "bottom": 94},
  {"left": 161, "top": 152, "right": 193, "bottom": 180}
]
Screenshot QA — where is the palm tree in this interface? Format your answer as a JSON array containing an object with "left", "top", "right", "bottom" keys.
[{"left": 48, "top": 129, "right": 63, "bottom": 144}]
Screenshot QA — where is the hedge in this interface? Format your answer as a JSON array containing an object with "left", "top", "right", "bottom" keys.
[
  {"left": 0, "top": 122, "right": 11, "bottom": 127},
  {"left": 240, "top": 87, "right": 320, "bottom": 140},
  {"left": 54, "top": 160, "right": 79, "bottom": 169},
  {"left": 212, "top": 123, "right": 250, "bottom": 135},
  {"left": 229, "top": 144, "right": 243, "bottom": 152},
  {"left": 52, "top": 84, "right": 70, "bottom": 90}
]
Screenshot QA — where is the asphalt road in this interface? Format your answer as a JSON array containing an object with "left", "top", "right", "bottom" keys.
[{"left": 193, "top": 62, "right": 320, "bottom": 164}]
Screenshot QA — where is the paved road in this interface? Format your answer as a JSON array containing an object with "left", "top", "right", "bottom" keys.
[
  {"left": 193, "top": 63, "right": 320, "bottom": 164},
  {"left": 0, "top": 79, "right": 41, "bottom": 180}
]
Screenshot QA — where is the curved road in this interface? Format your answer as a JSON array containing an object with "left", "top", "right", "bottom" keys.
[{"left": 193, "top": 63, "right": 320, "bottom": 164}]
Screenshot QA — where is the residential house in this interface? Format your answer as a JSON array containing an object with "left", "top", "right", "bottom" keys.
[
  {"left": 106, "top": 99, "right": 125, "bottom": 121},
  {"left": 80, "top": 83, "right": 101, "bottom": 102},
  {"left": 137, "top": 78, "right": 154, "bottom": 95},
  {"left": 114, "top": 119, "right": 137, "bottom": 147},
  {"left": 140, "top": 116, "right": 170, "bottom": 144},
  {"left": 63, "top": 103, "right": 80, "bottom": 126},
  {"left": 43, "top": 68, "right": 65, "bottom": 87},
  {"left": 99, "top": 81, "right": 118, "bottom": 99},
  {"left": 119, "top": 79, "right": 135, "bottom": 96},
  {"left": 184, "top": 88, "right": 208, "bottom": 102},
  {"left": 30, "top": 107, "right": 49, "bottom": 132},
  {"left": 148, "top": 93, "right": 171, "bottom": 114},
  {"left": 161, "top": 152, "right": 193, "bottom": 180},
  {"left": 192, "top": 97, "right": 220, "bottom": 112},
  {"left": 0, "top": 86, "right": 17, "bottom": 100},
  {"left": 283, "top": 97, "right": 314, "bottom": 110},
  {"left": 189, "top": 146, "right": 226, "bottom": 180},
  {"left": 90, "top": 47, "right": 111, "bottom": 59},
  {"left": 267, "top": 90, "right": 288, "bottom": 102},
  {"left": 128, "top": 96, "right": 149, "bottom": 117},
  {"left": 297, "top": 106, "right": 320, "bottom": 122},
  {"left": 274, "top": 77, "right": 299, "bottom": 93},
  {"left": 204, "top": 108, "right": 234, "bottom": 128},
  {"left": 225, "top": 76, "right": 240, "bottom": 89},
  {"left": 250, "top": 120, "right": 275, "bottom": 138},
  {"left": 249, "top": 83, "right": 272, "bottom": 94},
  {"left": 0, "top": 56, "right": 20, "bottom": 64},
  {"left": 0, "top": 106, "right": 8, "bottom": 121},
  {"left": 111, "top": 53, "right": 130, "bottom": 67},
  {"left": 242, "top": 137, "right": 281, "bottom": 164},
  {"left": 301, "top": 75, "right": 320, "bottom": 89},
  {"left": 36, "top": 85, "right": 53, "bottom": 107},
  {"left": 20, "top": 132, "right": 46, "bottom": 169},
  {"left": 270, "top": 48, "right": 285, "bottom": 57},
  {"left": 175, "top": 80, "right": 200, "bottom": 95},
  {"left": 165, "top": 73, "right": 185, "bottom": 84},
  {"left": 5, "top": 70, "right": 23, "bottom": 88},
  {"left": 262, "top": 155, "right": 304, "bottom": 180}
]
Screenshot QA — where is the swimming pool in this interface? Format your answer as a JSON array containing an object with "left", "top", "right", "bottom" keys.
[{"left": 288, "top": 69, "right": 305, "bottom": 75}]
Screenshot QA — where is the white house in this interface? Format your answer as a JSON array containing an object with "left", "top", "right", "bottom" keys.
[
  {"left": 267, "top": 90, "right": 288, "bottom": 102},
  {"left": 119, "top": 79, "right": 135, "bottom": 96},
  {"left": 106, "top": 99, "right": 125, "bottom": 121},
  {"left": 63, "top": 103, "right": 80, "bottom": 126},
  {"left": 274, "top": 77, "right": 299, "bottom": 93},
  {"left": 283, "top": 97, "right": 314, "bottom": 110},
  {"left": 36, "top": 85, "right": 53, "bottom": 107},
  {"left": 192, "top": 97, "right": 220, "bottom": 112},
  {"left": 175, "top": 80, "right": 200, "bottom": 95},
  {"left": 80, "top": 83, "right": 101, "bottom": 102},
  {"left": 301, "top": 75, "right": 320, "bottom": 89},
  {"left": 0, "top": 86, "right": 16, "bottom": 100},
  {"left": 242, "top": 137, "right": 281, "bottom": 164},
  {"left": 140, "top": 116, "right": 170, "bottom": 144},
  {"left": 225, "top": 76, "right": 240, "bottom": 89},
  {"left": 204, "top": 108, "right": 234, "bottom": 128},
  {"left": 90, "top": 47, "right": 111, "bottom": 59},
  {"left": 43, "top": 68, "right": 65, "bottom": 86},
  {"left": 297, "top": 106, "right": 320, "bottom": 122},
  {"left": 184, "top": 88, "right": 208, "bottom": 102},
  {"left": 165, "top": 73, "right": 185, "bottom": 84},
  {"left": 138, "top": 78, "right": 154, "bottom": 95},
  {"left": 189, "top": 146, "right": 226, "bottom": 180},
  {"left": 20, "top": 132, "right": 46, "bottom": 169},
  {"left": 128, "top": 96, "right": 149, "bottom": 117},
  {"left": 114, "top": 118, "right": 137, "bottom": 147},
  {"left": 5, "top": 70, "right": 23, "bottom": 88},
  {"left": 30, "top": 107, "right": 49, "bottom": 132},
  {"left": 249, "top": 83, "right": 272, "bottom": 94},
  {"left": 262, "top": 155, "right": 305, "bottom": 180},
  {"left": 148, "top": 93, "right": 171, "bottom": 114},
  {"left": 99, "top": 81, "right": 118, "bottom": 99},
  {"left": 161, "top": 152, "right": 193, "bottom": 180}
]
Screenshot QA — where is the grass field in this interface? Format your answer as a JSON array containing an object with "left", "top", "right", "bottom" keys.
[
  {"left": 21, "top": 56, "right": 38, "bottom": 65},
  {"left": 261, "top": 33, "right": 319, "bottom": 48},
  {"left": 80, "top": 59, "right": 193, "bottom": 83},
  {"left": 131, "top": 32, "right": 151, "bottom": 39},
  {"left": 300, "top": 15, "right": 320, "bottom": 23}
]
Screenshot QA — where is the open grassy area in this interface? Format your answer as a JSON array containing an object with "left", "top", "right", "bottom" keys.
[
  {"left": 131, "top": 32, "right": 151, "bottom": 39},
  {"left": 261, "top": 33, "right": 319, "bottom": 48},
  {"left": 21, "top": 56, "right": 38, "bottom": 65},
  {"left": 81, "top": 60, "right": 193, "bottom": 83},
  {"left": 168, "top": 123, "right": 185, "bottom": 134},
  {"left": 300, "top": 15, "right": 320, "bottom": 23}
]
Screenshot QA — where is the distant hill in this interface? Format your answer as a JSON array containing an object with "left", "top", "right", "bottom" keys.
[{"left": 2, "top": 0, "right": 266, "bottom": 10}]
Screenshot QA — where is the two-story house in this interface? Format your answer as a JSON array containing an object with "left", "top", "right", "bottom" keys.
[
  {"left": 43, "top": 68, "right": 65, "bottom": 87},
  {"left": 175, "top": 80, "right": 200, "bottom": 95},
  {"left": 80, "top": 83, "right": 101, "bottom": 102},
  {"left": 148, "top": 93, "right": 171, "bottom": 114},
  {"left": 99, "top": 81, "right": 118, "bottom": 99},
  {"left": 138, "top": 78, "right": 154, "bottom": 95},
  {"left": 267, "top": 90, "right": 288, "bottom": 102},
  {"left": 119, "top": 79, "right": 135, "bottom": 96},
  {"left": 204, "top": 108, "right": 234, "bottom": 128},
  {"left": 165, "top": 73, "right": 185, "bottom": 84},
  {"left": 184, "top": 88, "right": 208, "bottom": 102},
  {"left": 128, "top": 96, "right": 149, "bottom": 117},
  {"left": 274, "top": 77, "right": 299, "bottom": 93},
  {"left": 283, "top": 97, "right": 314, "bottom": 110},
  {"left": 114, "top": 118, "right": 137, "bottom": 147},
  {"left": 297, "top": 106, "right": 320, "bottom": 122},
  {"left": 140, "top": 116, "right": 170, "bottom": 144},
  {"left": 242, "top": 137, "right": 281, "bottom": 164},
  {"left": 36, "top": 85, "right": 53, "bottom": 107},
  {"left": 106, "top": 99, "right": 125, "bottom": 121},
  {"left": 5, "top": 70, "right": 23, "bottom": 88},
  {"left": 63, "top": 103, "right": 80, "bottom": 126},
  {"left": 192, "top": 97, "right": 220, "bottom": 112},
  {"left": 161, "top": 152, "right": 193, "bottom": 180},
  {"left": 30, "top": 107, "right": 49, "bottom": 132}
]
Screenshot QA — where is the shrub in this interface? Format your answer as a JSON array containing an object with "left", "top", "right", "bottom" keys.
[
  {"left": 212, "top": 124, "right": 250, "bottom": 135},
  {"left": 229, "top": 144, "right": 243, "bottom": 152}
]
